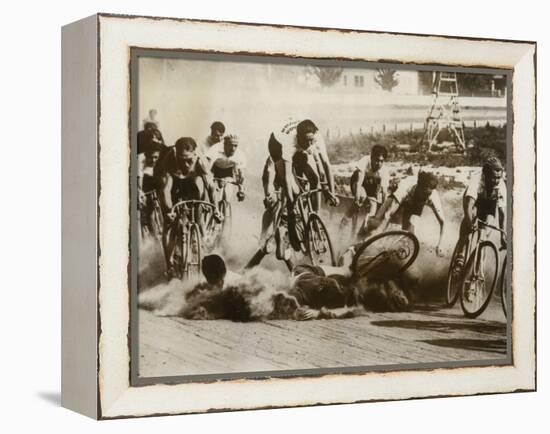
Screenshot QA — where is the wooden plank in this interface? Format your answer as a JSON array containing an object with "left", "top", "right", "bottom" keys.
[{"left": 138, "top": 299, "right": 507, "bottom": 378}]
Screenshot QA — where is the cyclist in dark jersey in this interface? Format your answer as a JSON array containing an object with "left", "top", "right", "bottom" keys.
[
  {"left": 367, "top": 171, "right": 446, "bottom": 256},
  {"left": 339, "top": 145, "right": 389, "bottom": 237},
  {"left": 155, "top": 137, "right": 217, "bottom": 277},
  {"left": 138, "top": 148, "right": 161, "bottom": 236}
]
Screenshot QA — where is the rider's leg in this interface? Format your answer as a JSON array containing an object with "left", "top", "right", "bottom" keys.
[
  {"left": 453, "top": 217, "right": 471, "bottom": 273},
  {"left": 358, "top": 197, "right": 396, "bottom": 239},
  {"left": 275, "top": 159, "right": 301, "bottom": 251},
  {"left": 244, "top": 248, "right": 268, "bottom": 269},
  {"left": 191, "top": 176, "right": 208, "bottom": 227},
  {"left": 163, "top": 221, "right": 177, "bottom": 277},
  {"left": 301, "top": 162, "right": 320, "bottom": 211}
]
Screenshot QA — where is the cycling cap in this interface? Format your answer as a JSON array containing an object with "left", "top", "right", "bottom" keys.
[
  {"left": 483, "top": 156, "right": 504, "bottom": 172},
  {"left": 224, "top": 134, "right": 239, "bottom": 145}
]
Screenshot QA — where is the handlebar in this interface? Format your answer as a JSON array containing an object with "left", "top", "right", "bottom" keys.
[
  {"left": 354, "top": 196, "right": 382, "bottom": 208},
  {"left": 143, "top": 190, "right": 158, "bottom": 198},
  {"left": 476, "top": 219, "right": 506, "bottom": 236},
  {"left": 294, "top": 187, "right": 337, "bottom": 203},
  {"left": 171, "top": 200, "right": 217, "bottom": 214},
  {"left": 213, "top": 177, "right": 241, "bottom": 187}
]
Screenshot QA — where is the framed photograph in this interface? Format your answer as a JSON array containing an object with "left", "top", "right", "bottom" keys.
[{"left": 61, "top": 13, "right": 536, "bottom": 419}]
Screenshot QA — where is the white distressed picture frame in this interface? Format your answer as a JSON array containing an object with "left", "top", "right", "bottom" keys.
[{"left": 61, "top": 13, "right": 536, "bottom": 419}]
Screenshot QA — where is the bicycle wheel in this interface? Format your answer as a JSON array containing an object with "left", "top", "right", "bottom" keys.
[
  {"left": 220, "top": 200, "right": 232, "bottom": 243},
  {"left": 446, "top": 241, "right": 463, "bottom": 307},
  {"left": 172, "top": 222, "right": 187, "bottom": 279},
  {"left": 352, "top": 230, "right": 419, "bottom": 281},
  {"left": 500, "top": 255, "right": 508, "bottom": 317},
  {"left": 294, "top": 200, "right": 308, "bottom": 254},
  {"left": 460, "top": 240, "right": 499, "bottom": 318},
  {"left": 306, "top": 213, "right": 336, "bottom": 266},
  {"left": 185, "top": 223, "right": 202, "bottom": 281},
  {"left": 151, "top": 205, "right": 164, "bottom": 240}
]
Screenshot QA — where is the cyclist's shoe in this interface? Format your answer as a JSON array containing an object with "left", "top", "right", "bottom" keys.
[
  {"left": 164, "top": 266, "right": 176, "bottom": 281},
  {"left": 212, "top": 209, "right": 223, "bottom": 223},
  {"left": 452, "top": 255, "right": 465, "bottom": 277},
  {"left": 261, "top": 234, "right": 276, "bottom": 254},
  {"left": 464, "top": 279, "right": 478, "bottom": 303}
]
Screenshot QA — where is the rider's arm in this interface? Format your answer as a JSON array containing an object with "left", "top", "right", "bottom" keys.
[
  {"left": 354, "top": 169, "right": 366, "bottom": 202},
  {"left": 463, "top": 195, "right": 476, "bottom": 229},
  {"left": 156, "top": 174, "right": 172, "bottom": 215},
  {"left": 236, "top": 167, "right": 245, "bottom": 188},
  {"left": 463, "top": 174, "right": 480, "bottom": 229},
  {"left": 154, "top": 151, "right": 172, "bottom": 214},
  {"left": 319, "top": 152, "right": 336, "bottom": 195},
  {"left": 197, "top": 155, "right": 216, "bottom": 205},
  {"left": 369, "top": 196, "right": 398, "bottom": 231},
  {"left": 429, "top": 192, "right": 446, "bottom": 255},
  {"left": 262, "top": 157, "right": 275, "bottom": 197},
  {"left": 431, "top": 203, "right": 446, "bottom": 254},
  {"left": 497, "top": 181, "right": 507, "bottom": 232}
]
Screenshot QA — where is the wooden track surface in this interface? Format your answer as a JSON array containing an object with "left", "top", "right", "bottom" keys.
[{"left": 137, "top": 299, "right": 508, "bottom": 378}]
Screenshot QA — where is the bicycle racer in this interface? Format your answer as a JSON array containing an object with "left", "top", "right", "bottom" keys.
[
  {"left": 261, "top": 119, "right": 339, "bottom": 251},
  {"left": 367, "top": 170, "right": 446, "bottom": 256},
  {"left": 155, "top": 137, "right": 218, "bottom": 277},
  {"left": 200, "top": 121, "right": 225, "bottom": 156},
  {"left": 138, "top": 147, "right": 161, "bottom": 236},
  {"left": 205, "top": 134, "right": 247, "bottom": 204},
  {"left": 339, "top": 144, "right": 390, "bottom": 237},
  {"left": 452, "top": 156, "right": 507, "bottom": 273}
]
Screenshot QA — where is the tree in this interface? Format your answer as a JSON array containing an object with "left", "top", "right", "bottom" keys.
[
  {"left": 308, "top": 66, "right": 344, "bottom": 87},
  {"left": 374, "top": 69, "right": 399, "bottom": 92}
]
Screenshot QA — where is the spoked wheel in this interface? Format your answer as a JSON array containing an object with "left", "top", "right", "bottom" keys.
[
  {"left": 460, "top": 241, "right": 499, "bottom": 318},
  {"left": 352, "top": 230, "right": 419, "bottom": 281},
  {"left": 294, "top": 201, "right": 309, "bottom": 255},
  {"left": 219, "top": 200, "right": 232, "bottom": 244},
  {"left": 151, "top": 205, "right": 164, "bottom": 240},
  {"left": 500, "top": 255, "right": 508, "bottom": 317},
  {"left": 305, "top": 213, "right": 336, "bottom": 266},
  {"left": 172, "top": 222, "right": 187, "bottom": 279},
  {"left": 446, "top": 241, "right": 463, "bottom": 307},
  {"left": 185, "top": 223, "right": 202, "bottom": 281}
]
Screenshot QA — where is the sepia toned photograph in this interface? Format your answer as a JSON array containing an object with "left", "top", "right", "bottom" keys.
[{"left": 131, "top": 51, "right": 511, "bottom": 382}]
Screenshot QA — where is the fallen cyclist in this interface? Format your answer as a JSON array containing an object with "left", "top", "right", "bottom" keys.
[{"left": 178, "top": 240, "right": 415, "bottom": 321}]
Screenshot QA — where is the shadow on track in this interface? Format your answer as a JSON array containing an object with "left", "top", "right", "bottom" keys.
[
  {"left": 419, "top": 338, "right": 507, "bottom": 354},
  {"left": 370, "top": 319, "right": 506, "bottom": 335}
]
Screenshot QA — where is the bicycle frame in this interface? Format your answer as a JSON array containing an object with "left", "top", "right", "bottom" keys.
[
  {"left": 459, "top": 219, "right": 506, "bottom": 315},
  {"left": 167, "top": 200, "right": 218, "bottom": 279},
  {"left": 212, "top": 177, "right": 241, "bottom": 203},
  {"left": 464, "top": 219, "right": 506, "bottom": 271},
  {"left": 139, "top": 190, "right": 163, "bottom": 239}
]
